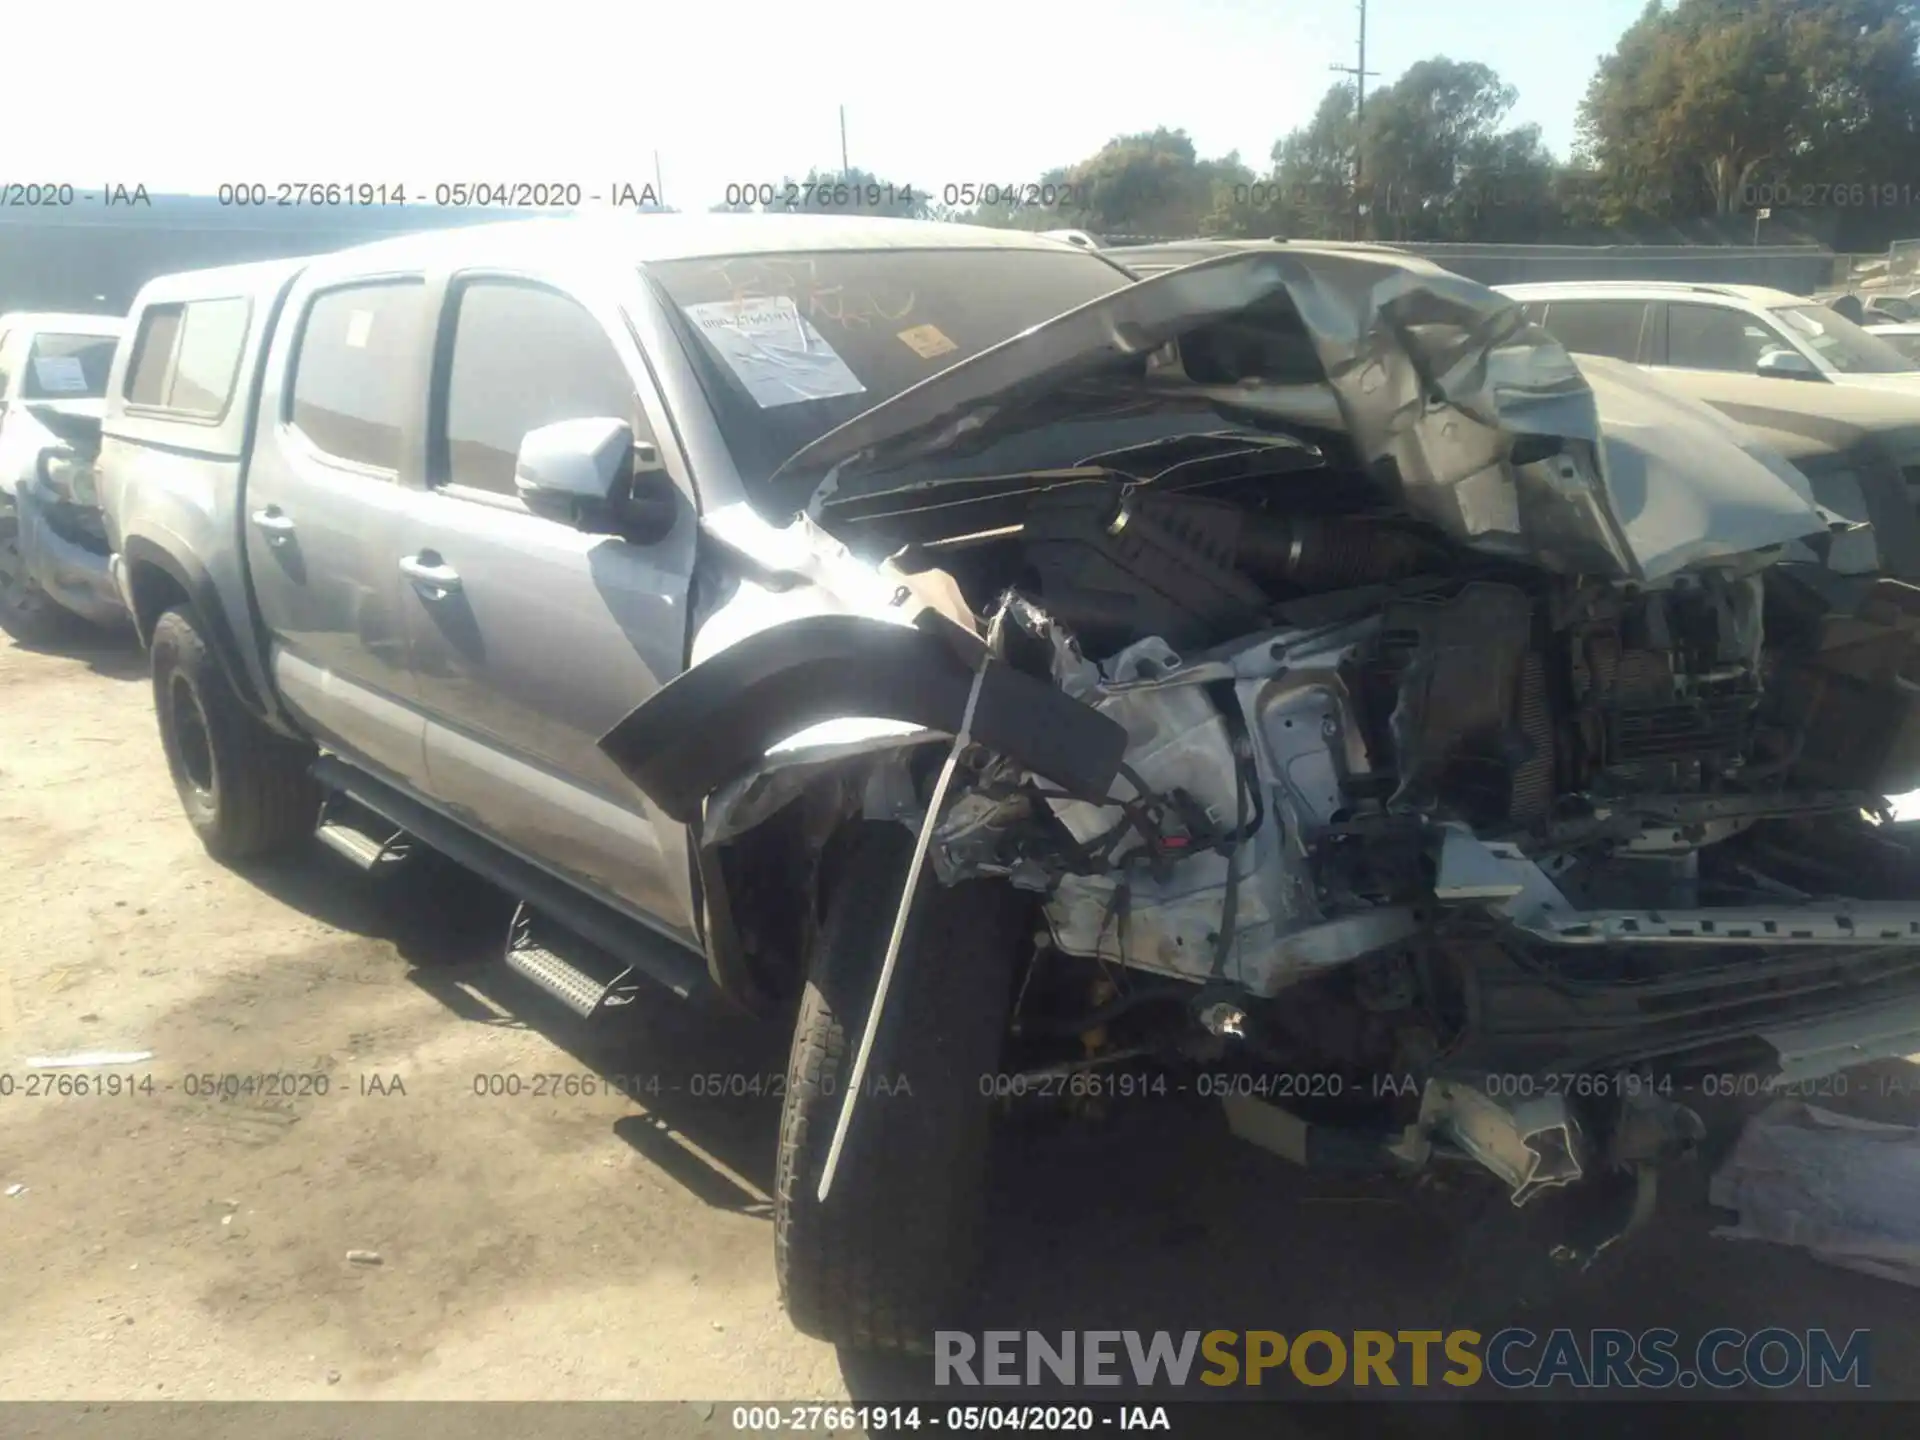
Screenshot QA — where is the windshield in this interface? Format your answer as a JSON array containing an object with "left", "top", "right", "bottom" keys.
[
  {"left": 1881, "top": 331, "right": 1920, "bottom": 364},
  {"left": 21, "top": 332, "right": 118, "bottom": 400},
  {"left": 1873, "top": 297, "right": 1920, "bottom": 322},
  {"left": 648, "top": 247, "right": 1133, "bottom": 511},
  {"left": 1773, "top": 304, "right": 1918, "bottom": 375}
]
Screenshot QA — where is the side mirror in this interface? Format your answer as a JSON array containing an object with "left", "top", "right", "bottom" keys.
[
  {"left": 1757, "top": 349, "right": 1821, "bottom": 381},
  {"left": 514, "top": 417, "right": 678, "bottom": 542}
]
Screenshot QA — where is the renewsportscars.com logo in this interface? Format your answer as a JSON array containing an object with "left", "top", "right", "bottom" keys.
[{"left": 935, "top": 1328, "right": 1872, "bottom": 1390}]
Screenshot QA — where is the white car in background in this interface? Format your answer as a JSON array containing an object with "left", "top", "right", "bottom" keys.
[
  {"left": 1498, "top": 280, "right": 1920, "bottom": 395},
  {"left": 0, "top": 312, "right": 125, "bottom": 633},
  {"left": 1864, "top": 323, "right": 1920, "bottom": 366}
]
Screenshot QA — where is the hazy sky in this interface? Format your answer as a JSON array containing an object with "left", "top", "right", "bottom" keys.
[{"left": 17, "top": 0, "right": 1650, "bottom": 210}]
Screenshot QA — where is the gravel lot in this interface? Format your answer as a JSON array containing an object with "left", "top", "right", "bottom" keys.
[{"left": 4, "top": 615, "right": 1919, "bottom": 1408}]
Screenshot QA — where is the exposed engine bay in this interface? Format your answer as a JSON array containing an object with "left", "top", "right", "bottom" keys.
[
  {"left": 830, "top": 464, "right": 1915, "bottom": 978},
  {"left": 795, "top": 446, "right": 1920, "bottom": 1226},
  {"left": 600, "top": 250, "right": 1920, "bottom": 1237}
]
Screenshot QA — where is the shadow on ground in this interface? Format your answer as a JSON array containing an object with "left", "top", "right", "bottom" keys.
[
  {"left": 1, "top": 611, "right": 146, "bottom": 680},
  {"left": 238, "top": 844, "right": 1920, "bottom": 1408}
]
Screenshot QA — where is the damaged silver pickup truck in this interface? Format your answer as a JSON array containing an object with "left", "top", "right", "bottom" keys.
[{"left": 103, "top": 220, "right": 1920, "bottom": 1355}]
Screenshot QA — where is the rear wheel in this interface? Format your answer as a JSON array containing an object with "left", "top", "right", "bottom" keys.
[
  {"left": 150, "top": 605, "right": 319, "bottom": 861},
  {"left": 774, "top": 821, "right": 1029, "bottom": 1353}
]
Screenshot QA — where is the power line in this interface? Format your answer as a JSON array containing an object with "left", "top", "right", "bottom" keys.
[{"left": 1328, "top": 0, "right": 1380, "bottom": 235}]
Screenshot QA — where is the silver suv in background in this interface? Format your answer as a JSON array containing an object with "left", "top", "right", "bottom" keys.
[
  {"left": 1499, "top": 280, "right": 1920, "bottom": 394},
  {"left": 0, "top": 312, "right": 125, "bottom": 634}
]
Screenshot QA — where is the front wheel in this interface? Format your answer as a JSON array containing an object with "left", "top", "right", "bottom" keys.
[
  {"left": 0, "top": 507, "right": 60, "bottom": 641},
  {"left": 774, "top": 822, "right": 1030, "bottom": 1353},
  {"left": 150, "top": 605, "right": 319, "bottom": 860}
]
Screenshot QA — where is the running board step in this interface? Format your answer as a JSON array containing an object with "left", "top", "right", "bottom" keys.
[
  {"left": 310, "top": 755, "right": 709, "bottom": 1003},
  {"left": 314, "top": 802, "right": 414, "bottom": 874},
  {"left": 505, "top": 903, "right": 645, "bottom": 1018}
]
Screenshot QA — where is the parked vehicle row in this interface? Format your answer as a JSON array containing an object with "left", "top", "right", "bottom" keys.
[
  {"left": 0, "top": 312, "right": 124, "bottom": 636},
  {"left": 1499, "top": 279, "right": 1920, "bottom": 391}
]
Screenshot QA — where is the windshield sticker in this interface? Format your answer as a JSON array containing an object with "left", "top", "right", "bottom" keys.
[
  {"left": 897, "top": 323, "right": 958, "bottom": 360},
  {"left": 30, "top": 355, "right": 90, "bottom": 393},
  {"left": 345, "top": 310, "right": 375, "bottom": 349},
  {"left": 683, "top": 296, "right": 867, "bottom": 409}
]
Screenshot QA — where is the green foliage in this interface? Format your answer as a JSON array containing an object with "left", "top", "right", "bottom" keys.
[
  {"left": 1579, "top": 0, "right": 1920, "bottom": 220},
  {"left": 1264, "top": 58, "right": 1561, "bottom": 241},
  {"left": 918, "top": 6, "right": 1920, "bottom": 243}
]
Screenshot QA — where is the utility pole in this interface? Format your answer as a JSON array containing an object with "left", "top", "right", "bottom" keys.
[
  {"left": 1328, "top": 0, "right": 1378, "bottom": 240},
  {"left": 840, "top": 106, "right": 850, "bottom": 178}
]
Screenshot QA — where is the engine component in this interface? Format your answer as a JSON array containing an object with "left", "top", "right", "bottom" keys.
[
  {"left": 1373, "top": 582, "right": 1540, "bottom": 828},
  {"left": 1763, "top": 574, "right": 1920, "bottom": 795},
  {"left": 1019, "top": 485, "right": 1450, "bottom": 656},
  {"left": 1396, "top": 1079, "right": 1590, "bottom": 1207},
  {"left": 1234, "top": 510, "right": 1437, "bottom": 592},
  {"left": 1020, "top": 486, "right": 1268, "bottom": 653},
  {"left": 1026, "top": 627, "right": 1420, "bottom": 995},
  {"left": 1565, "top": 576, "right": 1763, "bottom": 795}
]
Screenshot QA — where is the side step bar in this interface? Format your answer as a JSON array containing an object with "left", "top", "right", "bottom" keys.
[
  {"left": 311, "top": 756, "right": 709, "bottom": 1003},
  {"left": 506, "top": 903, "right": 645, "bottom": 1017},
  {"left": 314, "top": 794, "right": 415, "bottom": 874}
]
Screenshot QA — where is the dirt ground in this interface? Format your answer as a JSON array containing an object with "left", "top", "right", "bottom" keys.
[{"left": 4, "top": 615, "right": 1920, "bottom": 1409}]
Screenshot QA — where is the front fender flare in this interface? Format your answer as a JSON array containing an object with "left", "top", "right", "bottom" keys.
[{"left": 598, "top": 612, "right": 1128, "bottom": 826}]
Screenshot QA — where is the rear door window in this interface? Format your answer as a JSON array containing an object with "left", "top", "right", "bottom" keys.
[
  {"left": 1665, "top": 303, "right": 1776, "bottom": 373},
  {"left": 168, "top": 299, "right": 251, "bottom": 415},
  {"left": 289, "top": 281, "right": 425, "bottom": 471},
  {"left": 1538, "top": 300, "right": 1648, "bottom": 362},
  {"left": 437, "top": 280, "right": 640, "bottom": 497},
  {"left": 124, "top": 299, "right": 250, "bottom": 416},
  {"left": 125, "top": 307, "right": 184, "bottom": 406}
]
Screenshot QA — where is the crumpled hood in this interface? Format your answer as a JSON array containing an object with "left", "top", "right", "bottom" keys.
[
  {"left": 1575, "top": 355, "right": 1836, "bottom": 578},
  {"left": 778, "top": 247, "right": 1829, "bottom": 583}
]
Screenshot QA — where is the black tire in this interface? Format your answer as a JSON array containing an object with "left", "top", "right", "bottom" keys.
[
  {"left": 0, "top": 508, "right": 62, "bottom": 643},
  {"left": 150, "top": 605, "right": 319, "bottom": 861},
  {"left": 775, "top": 821, "right": 1029, "bottom": 1353}
]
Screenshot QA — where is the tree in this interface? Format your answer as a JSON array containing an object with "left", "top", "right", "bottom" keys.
[
  {"left": 1267, "top": 60, "right": 1558, "bottom": 241},
  {"left": 1579, "top": 0, "right": 1920, "bottom": 221},
  {"left": 1272, "top": 84, "right": 1359, "bottom": 238},
  {"left": 1057, "top": 128, "right": 1219, "bottom": 237}
]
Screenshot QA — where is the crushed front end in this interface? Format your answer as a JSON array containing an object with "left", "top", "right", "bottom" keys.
[{"left": 604, "top": 249, "right": 1920, "bottom": 1239}]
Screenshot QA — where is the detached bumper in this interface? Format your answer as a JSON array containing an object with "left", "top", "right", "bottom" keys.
[{"left": 16, "top": 481, "right": 125, "bottom": 628}]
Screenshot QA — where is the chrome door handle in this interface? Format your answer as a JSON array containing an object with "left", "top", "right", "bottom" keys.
[
  {"left": 399, "top": 553, "right": 462, "bottom": 596},
  {"left": 250, "top": 508, "right": 296, "bottom": 544}
]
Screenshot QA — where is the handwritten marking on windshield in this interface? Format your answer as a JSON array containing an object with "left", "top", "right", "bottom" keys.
[{"left": 694, "top": 259, "right": 916, "bottom": 332}]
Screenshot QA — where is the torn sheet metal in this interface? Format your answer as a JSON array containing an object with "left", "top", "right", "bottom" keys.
[
  {"left": 773, "top": 246, "right": 1825, "bottom": 583},
  {"left": 683, "top": 296, "right": 867, "bottom": 409},
  {"left": 1403, "top": 1079, "right": 1590, "bottom": 1206},
  {"left": 1710, "top": 1099, "right": 1920, "bottom": 1287},
  {"left": 1575, "top": 355, "right": 1833, "bottom": 580}
]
